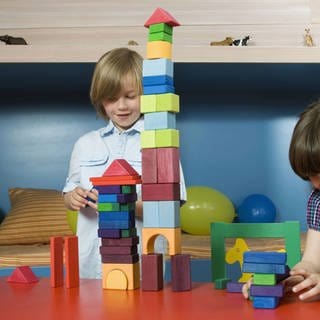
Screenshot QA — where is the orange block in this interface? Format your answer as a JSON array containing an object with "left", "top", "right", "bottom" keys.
[
  {"left": 142, "top": 227, "right": 182, "bottom": 255},
  {"left": 147, "top": 41, "right": 172, "bottom": 59},
  {"left": 65, "top": 236, "right": 79, "bottom": 288},
  {"left": 50, "top": 236, "right": 64, "bottom": 288}
]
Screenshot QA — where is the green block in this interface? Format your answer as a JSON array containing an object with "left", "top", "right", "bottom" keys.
[
  {"left": 156, "top": 93, "right": 179, "bottom": 113},
  {"left": 214, "top": 278, "right": 231, "bottom": 290},
  {"left": 121, "top": 228, "right": 137, "bottom": 238},
  {"left": 120, "top": 203, "right": 135, "bottom": 211},
  {"left": 149, "top": 31, "right": 172, "bottom": 43},
  {"left": 98, "top": 202, "right": 120, "bottom": 212},
  {"left": 155, "top": 129, "right": 179, "bottom": 147},
  {"left": 210, "top": 221, "right": 301, "bottom": 282},
  {"left": 149, "top": 23, "right": 173, "bottom": 35},
  {"left": 141, "top": 95, "right": 157, "bottom": 113},
  {"left": 253, "top": 273, "right": 276, "bottom": 285},
  {"left": 121, "top": 185, "right": 136, "bottom": 194}
]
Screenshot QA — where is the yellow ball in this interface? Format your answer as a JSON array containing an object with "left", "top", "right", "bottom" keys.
[{"left": 180, "top": 186, "right": 235, "bottom": 235}]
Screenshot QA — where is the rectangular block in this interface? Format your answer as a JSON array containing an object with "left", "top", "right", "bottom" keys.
[
  {"left": 94, "top": 185, "right": 121, "bottom": 194},
  {"left": 142, "top": 183, "right": 180, "bottom": 201},
  {"left": 143, "top": 75, "right": 173, "bottom": 87},
  {"left": 142, "top": 148, "right": 157, "bottom": 183},
  {"left": 143, "top": 84, "right": 175, "bottom": 95},
  {"left": 50, "top": 236, "right": 64, "bottom": 288},
  {"left": 98, "top": 193, "right": 137, "bottom": 204},
  {"left": 253, "top": 296, "right": 280, "bottom": 309},
  {"left": 98, "top": 228, "right": 121, "bottom": 238},
  {"left": 149, "top": 23, "right": 173, "bottom": 35},
  {"left": 142, "top": 58, "right": 173, "bottom": 77},
  {"left": 242, "top": 262, "right": 286, "bottom": 274},
  {"left": 141, "top": 253, "right": 164, "bottom": 291},
  {"left": 144, "top": 111, "right": 176, "bottom": 130},
  {"left": 101, "top": 236, "right": 139, "bottom": 247},
  {"left": 65, "top": 236, "right": 79, "bottom": 288},
  {"left": 101, "top": 253, "right": 139, "bottom": 264},
  {"left": 157, "top": 147, "right": 180, "bottom": 183},
  {"left": 147, "top": 41, "right": 172, "bottom": 59},
  {"left": 99, "top": 210, "right": 135, "bottom": 221},
  {"left": 244, "top": 251, "right": 287, "bottom": 264},
  {"left": 250, "top": 284, "right": 284, "bottom": 297},
  {"left": 148, "top": 31, "right": 172, "bottom": 43},
  {"left": 226, "top": 281, "right": 244, "bottom": 293},
  {"left": 98, "top": 219, "right": 135, "bottom": 230},
  {"left": 100, "top": 245, "right": 137, "bottom": 255},
  {"left": 171, "top": 254, "right": 192, "bottom": 291},
  {"left": 253, "top": 273, "right": 276, "bottom": 285}
]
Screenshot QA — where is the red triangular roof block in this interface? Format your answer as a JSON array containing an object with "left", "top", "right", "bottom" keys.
[
  {"left": 144, "top": 7, "right": 180, "bottom": 27},
  {"left": 103, "top": 159, "right": 139, "bottom": 177},
  {"left": 7, "top": 266, "right": 39, "bottom": 284}
]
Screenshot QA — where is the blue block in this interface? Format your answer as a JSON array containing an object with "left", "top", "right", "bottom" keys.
[
  {"left": 98, "top": 194, "right": 118, "bottom": 203},
  {"left": 142, "top": 58, "right": 173, "bottom": 77},
  {"left": 143, "top": 75, "right": 174, "bottom": 86},
  {"left": 253, "top": 296, "right": 279, "bottom": 309},
  {"left": 242, "top": 262, "right": 286, "bottom": 274},
  {"left": 98, "top": 219, "right": 135, "bottom": 229},
  {"left": 143, "top": 84, "right": 175, "bottom": 95},
  {"left": 144, "top": 111, "right": 176, "bottom": 130},
  {"left": 98, "top": 193, "right": 137, "bottom": 203},
  {"left": 99, "top": 210, "right": 135, "bottom": 221},
  {"left": 244, "top": 251, "right": 287, "bottom": 264}
]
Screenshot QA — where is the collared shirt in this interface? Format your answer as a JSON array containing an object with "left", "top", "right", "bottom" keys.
[{"left": 307, "top": 189, "right": 320, "bottom": 231}]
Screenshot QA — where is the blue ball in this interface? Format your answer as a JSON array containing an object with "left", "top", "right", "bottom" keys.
[{"left": 237, "top": 194, "right": 276, "bottom": 223}]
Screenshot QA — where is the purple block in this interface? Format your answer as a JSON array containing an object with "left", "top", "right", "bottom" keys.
[
  {"left": 117, "top": 193, "right": 138, "bottom": 203},
  {"left": 98, "top": 228, "right": 121, "bottom": 238},
  {"left": 226, "top": 282, "right": 244, "bottom": 293},
  {"left": 94, "top": 185, "right": 121, "bottom": 194},
  {"left": 99, "top": 245, "right": 138, "bottom": 255},
  {"left": 251, "top": 284, "right": 284, "bottom": 297},
  {"left": 101, "top": 253, "right": 139, "bottom": 264},
  {"left": 101, "top": 236, "right": 139, "bottom": 247}
]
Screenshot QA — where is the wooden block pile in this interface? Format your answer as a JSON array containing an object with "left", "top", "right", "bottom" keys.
[
  {"left": 90, "top": 159, "right": 142, "bottom": 290},
  {"left": 243, "top": 251, "right": 289, "bottom": 309}
]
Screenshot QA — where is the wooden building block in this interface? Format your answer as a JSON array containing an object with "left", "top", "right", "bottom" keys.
[
  {"left": 50, "top": 236, "right": 64, "bottom": 288},
  {"left": 171, "top": 254, "right": 191, "bottom": 291},
  {"left": 94, "top": 185, "right": 121, "bottom": 194},
  {"left": 147, "top": 41, "right": 172, "bottom": 59},
  {"left": 101, "top": 236, "right": 139, "bottom": 247},
  {"left": 214, "top": 277, "right": 231, "bottom": 290},
  {"left": 142, "top": 148, "right": 157, "bottom": 183},
  {"left": 98, "top": 219, "right": 135, "bottom": 230},
  {"left": 99, "top": 245, "right": 138, "bottom": 255},
  {"left": 141, "top": 94, "right": 157, "bottom": 113},
  {"left": 142, "top": 227, "right": 181, "bottom": 255},
  {"left": 148, "top": 31, "right": 172, "bottom": 43},
  {"left": 102, "top": 262, "right": 140, "bottom": 290},
  {"left": 144, "top": 7, "right": 180, "bottom": 27},
  {"left": 142, "top": 183, "right": 180, "bottom": 201},
  {"left": 143, "top": 84, "right": 175, "bottom": 95},
  {"left": 65, "top": 236, "right": 79, "bottom": 288},
  {"left": 141, "top": 253, "right": 164, "bottom": 291},
  {"left": 155, "top": 129, "right": 179, "bottom": 148},
  {"left": 103, "top": 159, "right": 139, "bottom": 177},
  {"left": 144, "top": 111, "right": 176, "bottom": 130},
  {"left": 142, "top": 58, "right": 173, "bottom": 78},
  {"left": 141, "top": 130, "right": 156, "bottom": 148},
  {"left": 250, "top": 284, "right": 284, "bottom": 297},
  {"left": 149, "top": 23, "right": 173, "bottom": 35},
  {"left": 156, "top": 93, "right": 179, "bottom": 112},
  {"left": 226, "top": 281, "right": 244, "bottom": 293},
  {"left": 242, "top": 262, "right": 286, "bottom": 274},
  {"left": 243, "top": 251, "right": 287, "bottom": 264},
  {"left": 143, "top": 75, "right": 173, "bottom": 86},
  {"left": 252, "top": 296, "right": 280, "bottom": 309},
  {"left": 7, "top": 266, "right": 39, "bottom": 284},
  {"left": 253, "top": 273, "right": 276, "bottom": 285},
  {"left": 98, "top": 228, "right": 121, "bottom": 238},
  {"left": 99, "top": 210, "right": 135, "bottom": 221},
  {"left": 101, "top": 253, "right": 139, "bottom": 264},
  {"left": 157, "top": 147, "right": 179, "bottom": 183}
]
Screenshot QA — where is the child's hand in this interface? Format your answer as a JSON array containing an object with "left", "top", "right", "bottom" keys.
[
  {"left": 289, "top": 268, "right": 320, "bottom": 301},
  {"left": 64, "top": 187, "right": 98, "bottom": 211},
  {"left": 242, "top": 277, "right": 253, "bottom": 299}
]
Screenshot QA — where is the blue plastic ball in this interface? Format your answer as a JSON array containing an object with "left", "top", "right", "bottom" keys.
[{"left": 237, "top": 194, "right": 276, "bottom": 223}]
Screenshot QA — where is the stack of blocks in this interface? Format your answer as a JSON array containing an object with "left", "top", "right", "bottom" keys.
[
  {"left": 90, "top": 159, "right": 142, "bottom": 290},
  {"left": 242, "top": 251, "right": 289, "bottom": 309},
  {"left": 141, "top": 7, "right": 191, "bottom": 292}
]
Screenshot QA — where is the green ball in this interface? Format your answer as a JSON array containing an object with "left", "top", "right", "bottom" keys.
[{"left": 180, "top": 186, "right": 235, "bottom": 235}]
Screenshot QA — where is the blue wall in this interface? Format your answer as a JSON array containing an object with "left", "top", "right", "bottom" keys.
[{"left": 1, "top": 62, "right": 319, "bottom": 230}]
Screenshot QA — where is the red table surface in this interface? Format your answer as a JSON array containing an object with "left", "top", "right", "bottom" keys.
[{"left": 1, "top": 278, "right": 320, "bottom": 320}]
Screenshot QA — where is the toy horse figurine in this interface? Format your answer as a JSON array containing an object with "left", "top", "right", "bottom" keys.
[
  {"left": 232, "top": 35, "right": 250, "bottom": 46},
  {"left": 225, "top": 238, "right": 252, "bottom": 283},
  {"left": 210, "top": 37, "right": 234, "bottom": 46},
  {"left": 304, "top": 28, "right": 315, "bottom": 47}
]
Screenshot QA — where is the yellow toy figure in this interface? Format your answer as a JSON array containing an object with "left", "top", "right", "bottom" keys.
[
  {"left": 304, "top": 28, "right": 315, "bottom": 47},
  {"left": 225, "top": 238, "right": 252, "bottom": 282}
]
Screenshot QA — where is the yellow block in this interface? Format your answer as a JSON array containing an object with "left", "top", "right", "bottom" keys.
[
  {"left": 102, "top": 262, "right": 140, "bottom": 290},
  {"left": 141, "top": 130, "right": 156, "bottom": 148},
  {"left": 157, "top": 93, "right": 179, "bottom": 112},
  {"left": 142, "top": 227, "right": 182, "bottom": 255},
  {"left": 156, "top": 129, "right": 179, "bottom": 147},
  {"left": 141, "top": 95, "right": 157, "bottom": 113},
  {"left": 147, "top": 41, "right": 172, "bottom": 59}
]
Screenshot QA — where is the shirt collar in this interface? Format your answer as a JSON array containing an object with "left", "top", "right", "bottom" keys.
[{"left": 100, "top": 116, "right": 144, "bottom": 137}]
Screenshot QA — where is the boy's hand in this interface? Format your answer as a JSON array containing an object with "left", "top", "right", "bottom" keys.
[
  {"left": 242, "top": 277, "right": 253, "bottom": 299},
  {"left": 64, "top": 187, "right": 98, "bottom": 211}
]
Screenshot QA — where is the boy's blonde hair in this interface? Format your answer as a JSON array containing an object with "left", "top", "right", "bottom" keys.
[
  {"left": 289, "top": 100, "right": 320, "bottom": 180},
  {"left": 90, "top": 47, "right": 143, "bottom": 120}
]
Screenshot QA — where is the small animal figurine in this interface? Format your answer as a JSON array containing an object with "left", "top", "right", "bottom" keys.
[
  {"left": 304, "top": 28, "right": 314, "bottom": 47},
  {"left": 232, "top": 35, "right": 250, "bottom": 46},
  {"left": 210, "top": 37, "right": 233, "bottom": 46}
]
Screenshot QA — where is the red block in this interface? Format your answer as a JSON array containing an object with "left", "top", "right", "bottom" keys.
[
  {"left": 144, "top": 7, "right": 180, "bottom": 27},
  {"left": 50, "top": 236, "right": 64, "bottom": 288},
  {"left": 7, "top": 266, "right": 39, "bottom": 284},
  {"left": 171, "top": 254, "right": 192, "bottom": 291},
  {"left": 103, "top": 159, "right": 139, "bottom": 177},
  {"left": 142, "top": 183, "right": 180, "bottom": 201},
  {"left": 157, "top": 147, "right": 180, "bottom": 183},
  {"left": 141, "top": 254, "right": 163, "bottom": 291},
  {"left": 142, "top": 148, "right": 157, "bottom": 183},
  {"left": 65, "top": 236, "right": 79, "bottom": 288}
]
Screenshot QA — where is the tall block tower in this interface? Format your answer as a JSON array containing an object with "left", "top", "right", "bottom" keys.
[
  {"left": 90, "top": 159, "right": 142, "bottom": 290},
  {"left": 141, "top": 8, "right": 191, "bottom": 291}
]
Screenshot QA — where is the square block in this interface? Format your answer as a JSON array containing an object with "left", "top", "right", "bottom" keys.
[
  {"left": 156, "top": 93, "right": 179, "bottom": 112},
  {"left": 149, "top": 23, "right": 173, "bottom": 35},
  {"left": 155, "top": 129, "right": 179, "bottom": 148},
  {"left": 142, "top": 58, "right": 173, "bottom": 77},
  {"left": 252, "top": 296, "right": 280, "bottom": 309},
  {"left": 141, "top": 94, "right": 157, "bottom": 113},
  {"left": 147, "top": 41, "right": 172, "bottom": 59},
  {"left": 141, "top": 130, "right": 156, "bottom": 148},
  {"left": 144, "top": 112, "right": 176, "bottom": 130}
]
